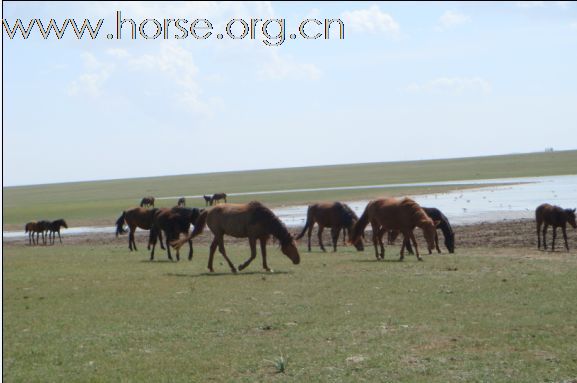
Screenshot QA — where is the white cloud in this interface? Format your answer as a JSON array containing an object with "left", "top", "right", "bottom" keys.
[
  {"left": 570, "top": 21, "right": 577, "bottom": 30},
  {"left": 407, "top": 77, "right": 492, "bottom": 95},
  {"left": 67, "top": 52, "right": 113, "bottom": 97},
  {"left": 341, "top": 5, "right": 399, "bottom": 35},
  {"left": 258, "top": 51, "right": 321, "bottom": 81},
  {"left": 438, "top": 11, "right": 471, "bottom": 30}
]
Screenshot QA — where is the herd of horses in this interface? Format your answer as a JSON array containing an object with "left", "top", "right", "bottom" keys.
[
  {"left": 24, "top": 219, "right": 68, "bottom": 246},
  {"left": 111, "top": 194, "right": 576, "bottom": 274}
]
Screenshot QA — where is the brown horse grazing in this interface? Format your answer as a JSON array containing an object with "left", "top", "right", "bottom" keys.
[
  {"left": 177, "top": 197, "right": 186, "bottom": 207},
  {"left": 350, "top": 198, "right": 439, "bottom": 261},
  {"left": 172, "top": 201, "right": 300, "bottom": 273},
  {"left": 25, "top": 222, "right": 37, "bottom": 245},
  {"left": 48, "top": 219, "right": 68, "bottom": 244},
  {"left": 203, "top": 195, "right": 213, "bottom": 206},
  {"left": 115, "top": 207, "right": 165, "bottom": 251},
  {"left": 140, "top": 196, "right": 155, "bottom": 208},
  {"left": 536, "top": 203, "right": 577, "bottom": 252},
  {"left": 386, "top": 207, "right": 455, "bottom": 255},
  {"left": 149, "top": 207, "right": 202, "bottom": 261},
  {"left": 295, "top": 202, "right": 364, "bottom": 252},
  {"left": 210, "top": 193, "right": 227, "bottom": 205}
]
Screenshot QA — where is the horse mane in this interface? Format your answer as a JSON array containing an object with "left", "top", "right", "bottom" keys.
[
  {"left": 248, "top": 201, "right": 292, "bottom": 246},
  {"left": 337, "top": 202, "right": 358, "bottom": 227}
]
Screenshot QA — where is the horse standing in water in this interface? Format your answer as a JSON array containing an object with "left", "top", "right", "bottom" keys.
[
  {"left": 387, "top": 207, "right": 455, "bottom": 254},
  {"left": 148, "top": 207, "right": 202, "bottom": 261},
  {"left": 48, "top": 219, "right": 68, "bottom": 244},
  {"left": 296, "top": 202, "right": 364, "bottom": 252},
  {"left": 140, "top": 197, "right": 155, "bottom": 208},
  {"left": 350, "top": 198, "right": 439, "bottom": 261},
  {"left": 172, "top": 201, "right": 300, "bottom": 273},
  {"left": 115, "top": 207, "right": 165, "bottom": 251},
  {"left": 210, "top": 193, "right": 227, "bottom": 205},
  {"left": 177, "top": 197, "right": 186, "bottom": 207},
  {"left": 536, "top": 203, "right": 576, "bottom": 251}
]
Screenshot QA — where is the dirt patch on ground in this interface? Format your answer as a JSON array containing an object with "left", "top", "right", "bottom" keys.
[{"left": 5, "top": 219, "right": 577, "bottom": 253}]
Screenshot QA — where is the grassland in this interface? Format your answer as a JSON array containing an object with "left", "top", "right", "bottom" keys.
[
  {"left": 3, "top": 150, "right": 577, "bottom": 229},
  {"left": 3, "top": 241, "right": 577, "bottom": 382}
]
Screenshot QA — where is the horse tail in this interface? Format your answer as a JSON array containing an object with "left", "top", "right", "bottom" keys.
[
  {"left": 349, "top": 204, "right": 370, "bottom": 244},
  {"left": 295, "top": 206, "right": 313, "bottom": 240},
  {"left": 115, "top": 211, "right": 127, "bottom": 237},
  {"left": 171, "top": 209, "right": 208, "bottom": 249}
]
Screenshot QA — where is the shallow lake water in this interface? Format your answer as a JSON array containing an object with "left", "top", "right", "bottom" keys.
[{"left": 4, "top": 175, "right": 576, "bottom": 240}]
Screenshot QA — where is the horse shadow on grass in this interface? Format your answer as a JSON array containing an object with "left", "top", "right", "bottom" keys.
[{"left": 166, "top": 270, "right": 294, "bottom": 278}]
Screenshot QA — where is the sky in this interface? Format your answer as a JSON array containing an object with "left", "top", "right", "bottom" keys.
[{"left": 2, "top": 1, "right": 577, "bottom": 186}]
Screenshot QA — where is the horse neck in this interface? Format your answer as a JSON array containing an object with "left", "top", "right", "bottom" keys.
[{"left": 263, "top": 211, "right": 291, "bottom": 245}]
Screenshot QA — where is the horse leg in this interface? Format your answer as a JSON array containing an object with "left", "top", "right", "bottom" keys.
[
  {"left": 404, "top": 237, "right": 414, "bottom": 255},
  {"left": 208, "top": 238, "right": 218, "bottom": 272},
  {"left": 216, "top": 238, "right": 237, "bottom": 273},
  {"left": 562, "top": 225, "right": 570, "bottom": 251},
  {"left": 536, "top": 221, "right": 542, "bottom": 249},
  {"left": 378, "top": 229, "right": 385, "bottom": 259},
  {"left": 260, "top": 237, "right": 272, "bottom": 272},
  {"left": 306, "top": 224, "right": 314, "bottom": 252},
  {"left": 239, "top": 237, "right": 257, "bottom": 271},
  {"left": 166, "top": 232, "right": 175, "bottom": 261},
  {"left": 399, "top": 234, "right": 405, "bottom": 261},
  {"left": 552, "top": 226, "right": 557, "bottom": 252},
  {"left": 435, "top": 232, "right": 441, "bottom": 254},
  {"left": 542, "top": 224, "right": 548, "bottom": 250},
  {"left": 318, "top": 226, "right": 326, "bottom": 252},
  {"left": 188, "top": 237, "right": 193, "bottom": 261},
  {"left": 372, "top": 230, "right": 380, "bottom": 260},
  {"left": 159, "top": 229, "right": 165, "bottom": 250},
  {"left": 342, "top": 228, "right": 347, "bottom": 245},
  {"left": 331, "top": 227, "right": 340, "bottom": 252},
  {"left": 410, "top": 232, "right": 422, "bottom": 261},
  {"left": 58, "top": 231, "right": 62, "bottom": 244}
]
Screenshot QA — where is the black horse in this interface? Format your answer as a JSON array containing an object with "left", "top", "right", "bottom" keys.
[
  {"left": 140, "top": 196, "right": 155, "bottom": 208},
  {"left": 177, "top": 197, "right": 186, "bottom": 207},
  {"left": 149, "top": 207, "right": 202, "bottom": 261},
  {"left": 48, "top": 219, "right": 68, "bottom": 244}
]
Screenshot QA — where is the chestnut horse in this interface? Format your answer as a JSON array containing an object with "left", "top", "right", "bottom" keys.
[
  {"left": 48, "top": 219, "right": 68, "bottom": 244},
  {"left": 115, "top": 207, "right": 164, "bottom": 251},
  {"left": 148, "top": 207, "right": 202, "bottom": 261},
  {"left": 210, "top": 193, "right": 227, "bottom": 205},
  {"left": 387, "top": 207, "right": 455, "bottom": 254},
  {"left": 295, "top": 202, "right": 364, "bottom": 252},
  {"left": 172, "top": 201, "right": 300, "bottom": 273},
  {"left": 140, "top": 196, "right": 155, "bottom": 208},
  {"left": 350, "top": 198, "right": 439, "bottom": 261},
  {"left": 177, "top": 197, "right": 186, "bottom": 207},
  {"left": 536, "top": 203, "right": 576, "bottom": 251}
]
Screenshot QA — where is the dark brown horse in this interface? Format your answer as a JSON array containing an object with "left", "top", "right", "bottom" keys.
[
  {"left": 350, "top": 198, "right": 439, "bottom": 261},
  {"left": 387, "top": 207, "right": 455, "bottom": 254},
  {"left": 177, "top": 197, "right": 186, "bottom": 207},
  {"left": 536, "top": 203, "right": 576, "bottom": 251},
  {"left": 25, "top": 221, "right": 37, "bottom": 245},
  {"left": 295, "top": 202, "right": 364, "bottom": 252},
  {"left": 28, "top": 220, "right": 51, "bottom": 245},
  {"left": 210, "top": 193, "right": 227, "bottom": 205},
  {"left": 203, "top": 195, "right": 213, "bottom": 206},
  {"left": 149, "top": 207, "right": 202, "bottom": 261},
  {"left": 115, "top": 207, "right": 164, "bottom": 251},
  {"left": 172, "top": 201, "right": 300, "bottom": 273},
  {"left": 48, "top": 219, "right": 68, "bottom": 244},
  {"left": 140, "top": 196, "right": 155, "bottom": 208}
]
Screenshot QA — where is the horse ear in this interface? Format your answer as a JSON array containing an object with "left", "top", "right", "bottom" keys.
[{"left": 433, "top": 220, "right": 441, "bottom": 227}]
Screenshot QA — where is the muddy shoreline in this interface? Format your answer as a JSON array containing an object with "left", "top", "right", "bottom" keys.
[{"left": 5, "top": 219, "right": 577, "bottom": 252}]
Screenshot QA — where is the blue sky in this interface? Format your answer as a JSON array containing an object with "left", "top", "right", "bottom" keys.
[{"left": 3, "top": 1, "right": 577, "bottom": 186}]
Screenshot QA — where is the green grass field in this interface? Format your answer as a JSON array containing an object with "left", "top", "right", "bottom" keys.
[
  {"left": 3, "top": 243, "right": 577, "bottom": 382},
  {"left": 3, "top": 150, "right": 577, "bottom": 229}
]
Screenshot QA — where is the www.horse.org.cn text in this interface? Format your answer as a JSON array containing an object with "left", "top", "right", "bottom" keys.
[{"left": 2, "top": 11, "right": 345, "bottom": 46}]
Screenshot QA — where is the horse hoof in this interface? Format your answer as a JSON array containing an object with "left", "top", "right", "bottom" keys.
[
  {"left": 231, "top": 268, "right": 237, "bottom": 274},
  {"left": 238, "top": 264, "right": 246, "bottom": 271},
  {"left": 417, "top": 258, "right": 424, "bottom": 262}
]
